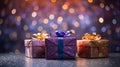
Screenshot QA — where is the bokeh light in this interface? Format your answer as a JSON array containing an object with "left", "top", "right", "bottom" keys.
[
  {"left": 43, "top": 18, "right": 49, "bottom": 24},
  {"left": 49, "top": 14, "right": 55, "bottom": 20},
  {"left": 73, "top": 21, "right": 80, "bottom": 27},
  {"left": 11, "top": 8, "right": 16, "bottom": 14},
  {"left": 99, "top": 17, "right": 104, "bottom": 23},
  {"left": 62, "top": 4, "right": 69, "bottom": 10},
  {"left": 69, "top": 8, "right": 75, "bottom": 14},
  {"left": 0, "top": 0, "right": 120, "bottom": 53},
  {"left": 51, "top": 0, "right": 56, "bottom": 3},
  {"left": 26, "top": 33, "right": 31, "bottom": 38},
  {"left": 57, "top": 16, "right": 63, "bottom": 24},
  {"left": 32, "top": 11, "right": 37, "bottom": 18},
  {"left": 88, "top": 0, "right": 93, "bottom": 3}
]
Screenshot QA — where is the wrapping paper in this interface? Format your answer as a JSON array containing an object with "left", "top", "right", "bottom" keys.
[
  {"left": 77, "top": 39, "right": 109, "bottom": 58},
  {"left": 24, "top": 39, "right": 45, "bottom": 58},
  {"left": 45, "top": 37, "right": 76, "bottom": 59}
]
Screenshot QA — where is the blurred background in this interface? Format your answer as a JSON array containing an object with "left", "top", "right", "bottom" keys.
[{"left": 0, "top": 0, "right": 120, "bottom": 53}]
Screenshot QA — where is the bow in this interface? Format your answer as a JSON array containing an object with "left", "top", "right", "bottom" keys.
[
  {"left": 82, "top": 33, "right": 101, "bottom": 40},
  {"left": 32, "top": 33, "right": 48, "bottom": 40},
  {"left": 55, "top": 30, "right": 71, "bottom": 37}
]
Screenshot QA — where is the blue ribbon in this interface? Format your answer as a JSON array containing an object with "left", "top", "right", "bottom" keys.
[
  {"left": 55, "top": 30, "right": 71, "bottom": 37},
  {"left": 58, "top": 37, "right": 64, "bottom": 59}
]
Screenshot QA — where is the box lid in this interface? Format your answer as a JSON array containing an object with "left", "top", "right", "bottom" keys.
[
  {"left": 45, "top": 37, "right": 76, "bottom": 46},
  {"left": 24, "top": 39, "right": 45, "bottom": 47}
]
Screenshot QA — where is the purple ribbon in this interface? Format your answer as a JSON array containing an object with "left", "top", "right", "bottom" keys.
[{"left": 55, "top": 30, "right": 71, "bottom": 37}]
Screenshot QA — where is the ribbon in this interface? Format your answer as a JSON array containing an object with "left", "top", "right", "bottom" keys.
[
  {"left": 32, "top": 33, "right": 48, "bottom": 40},
  {"left": 55, "top": 30, "right": 71, "bottom": 37},
  {"left": 58, "top": 37, "right": 64, "bottom": 59},
  {"left": 82, "top": 33, "right": 101, "bottom": 40}
]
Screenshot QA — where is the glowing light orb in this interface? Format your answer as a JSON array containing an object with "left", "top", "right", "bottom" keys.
[
  {"left": 57, "top": 16, "right": 63, "bottom": 24},
  {"left": 32, "top": 11, "right": 37, "bottom": 17},
  {"left": 49, "top": 14, "right": 55, "bottom": 20},
  {"left": 62, "top": 4, "right": 68, "bottom": 10},
  {"left": 69, "top": 8, "right": 75, "bottom": 14},
  {"left": 73, "top": 21, "right": 80, "bottom": 27},
  {"left": 52, "top": 23, "right": 58, "bottom": 30},
  {"left": 99, "top": 17, "right": 104, "bottom": 23},
  {"left": 88, "top": 0, "right": 93, "bottom": 3},
  {"left": 11, "top": 8, "right": 16, "bottom": 14},
  {"left": 51, "top": 0, "right": 56, "bottom": 3},
  {"left": 43, "top": 18, "right": 49, "bottom": 24}
]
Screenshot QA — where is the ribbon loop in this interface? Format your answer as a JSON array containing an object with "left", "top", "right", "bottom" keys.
[
  {"left": 82, "top": 33, "right": 101, "bottom": 40},
  {"left": 32, "top": 33, "right": 49, "bottom": 40},
  {"left": 55, "top": 30, "right": 71, "bottom": 37}
]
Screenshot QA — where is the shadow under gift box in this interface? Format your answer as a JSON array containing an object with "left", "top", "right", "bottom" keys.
[
  {"left": 45, "top": 37, "right": 77, "bottom": 59},
  {"left": 77, "top": 39, "right": 109, "bottom": 58},
  {"left": 24, "top": 39, "right": 45, "bottom": 58}
]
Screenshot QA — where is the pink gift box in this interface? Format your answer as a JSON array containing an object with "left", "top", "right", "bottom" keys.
[{"left": 24, "top": 39, "right": 45, "bottom": 58}]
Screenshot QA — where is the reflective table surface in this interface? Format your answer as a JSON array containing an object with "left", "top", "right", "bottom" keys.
[{"left": 0, "top": 53, "right": 120, "bottom": 67}]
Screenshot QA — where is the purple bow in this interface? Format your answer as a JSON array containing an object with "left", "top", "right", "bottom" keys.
[{"left": 55, "top": 30, "right": 71, "bottom": 37}]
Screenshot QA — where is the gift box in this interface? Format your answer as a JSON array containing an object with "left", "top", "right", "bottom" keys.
[
  {"left": 24, "top": 39, "right": 45, "bottom": 58},
  {"left": 45, "top": 37, "right": 77, "bottom": 59},
  {"left": 77, "top": 39, "right": 109, "bottom": 58}
]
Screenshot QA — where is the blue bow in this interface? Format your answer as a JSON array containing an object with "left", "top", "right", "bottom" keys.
[{"left": 55, "top": 30, "right": 71, "bottom": 37}]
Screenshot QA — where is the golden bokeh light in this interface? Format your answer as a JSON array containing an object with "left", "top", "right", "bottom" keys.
[
  {"left": 73, "top": 21, "right": 80, "bottom": 27},
  {"left": 31, "top": 11, "right": 37, "bottom": 17},
  {"left": 62, "top": 4, "right": 68, "bottom": 10},
  {"left": 49, "top": 14, "right": 54, "bottom": 20},
  {"left": 43, "top": 18, "right": 49, "bottom": 24},
  {"left": 99, "top": 17, "right": 104, "bottom": 23},
  {"left": 69, "top": 8, "right": 75, "bottom": 14},
  {"left": 11, "top": 8, "right": 16, "bottom": 14},
  {"left": 51, "top": 0, "right": 56, "bottom": 3},
  {"left": 88, "top": 0, "right": 93, "bottom": 3},
  {"left": 57, "top": 16, "right": 63, "bottom": 24}
]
